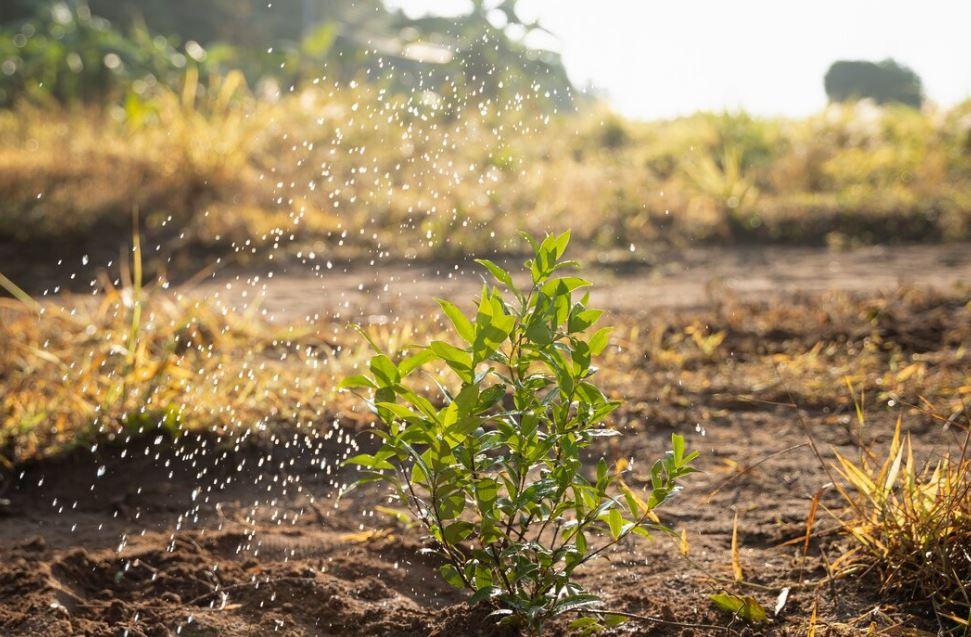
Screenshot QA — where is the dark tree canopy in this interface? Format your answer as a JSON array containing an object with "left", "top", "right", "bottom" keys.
[{"left": 824, "top": 59, "right": 924, "bottom": 108}]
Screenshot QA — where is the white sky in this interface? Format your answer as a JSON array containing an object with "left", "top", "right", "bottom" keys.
[{"left": 387, "top": 0, "right": 971, "bottom": 120}]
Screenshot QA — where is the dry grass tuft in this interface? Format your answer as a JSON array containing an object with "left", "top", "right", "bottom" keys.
[
  {"left": 831, "top": 415, "right": 971, "bottom": 631},
  {"left": 0, "top": 272, "right": 440, "bottom": 463}
]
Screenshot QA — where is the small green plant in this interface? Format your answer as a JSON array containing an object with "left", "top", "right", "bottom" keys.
[{"left": 340, "top": 231, "right": 698, "bottom": 633}]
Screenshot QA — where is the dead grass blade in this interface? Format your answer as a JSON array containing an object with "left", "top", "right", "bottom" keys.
[
  {"left": 731, "top": 509, "right": 744, "bottom": 583},
  {"left": 804, "top": 488, "right": 821, "bottom": 556}
]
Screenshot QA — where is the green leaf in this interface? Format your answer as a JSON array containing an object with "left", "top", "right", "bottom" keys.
[
  {"left": 553, "top": 593, "right": 601, "bottom": 614},
  {"left": 588, "top": 327, "right": 613, "bottom": 356},
  {"left": 399, "top": 349, "right": 435, "bottom": 376},
  {"left": 524, "top": 319, "right": 553, "bottom": 345},
  {"left": 567, "top": 617, "right": 602, "bottom": 632},
  {"left": 374, "top": 402, "right": 422, "bottom": 421},
  {"left": 469, "top": 586, "right": 502, "bottom": 604},
  {"left": 338, "top": 374, "right": 375, "bottom": 390},
  {"left": 472, "top": 564, "right": 494, "bottom": 589},
  {"left": 529, "top": 258, "right": 544, "bottom": 284},
  {"left": 596, "top": 458, "right": 608, "bottom": 484},
  {"left": 572, "top": 339, "right": 592, "bottom": 372},
  {"left": 552, "top": 230, "right": 571, "bottom": 258},
  {"left": 373, "top": 505, "right": 411, "bottom": 525},
  {"left": 428, "top": 340, "right": 469, "bottom": 364},
  {"left": 443, "top": 521, "right": 474, "bottom": 544},
  {"left": 438, "top": 489, "right": 466, "bottom": 519},
  {"left": 520, "top": 231, "right": 541, "bottom": 254},
  {"left": 710, "top": 593, "right": 768, "bottom": 623},
  {"left": 410, "top": 462, "right": 427, "bottom": 485},
  {"left": 477, "top": 384, "right": 507, "bottom": 410},
  {"left": 345, "top": 453, "right": 394, "bottom": 471},
  {"left": 590, "top": 401, "right": 621, "bottom": 424},
  {"left": 437, "top": 299, "right": 475, "bottom": 344},
  {"left": 541, "top": 276, "right": 591, "bottom": 297},
  {"left": 672, "top": 433, "right": 685, "bottom": 464},
  {"left": 428, "top": 341, "right": 473, "bottom": 382},
  {"left": 472, "top": 289, "right": 515, "bottom": 362},
  {"left": 397, "top": 387, "right": 440, "bottom": 421},
  {"left": 604, "top": 613, "right": 627, "bottom": 628},
  {"left": 606, "top": 508, "right": 624, "bottom": 539},
  {"left": 439, "top": 563, "right": 465, "bottom": 589},
  {"left": 453, "top": 383, "right": 480, "bottom": 415},
  {"left": 369, "top": 354, "right": 399, "bottom": 387},
  {"left": 575, "top": 530, "right": 587, "bottom": 554},
  {"left": 475, "top": 478, "right": 499, "bottom": 511},
  {"left": 474, "top": 258, "right": 515, "bottom": 289},
  {"left": 568, "top": 307, "right": 602, "bottom": 333},
  {"left": 587, "top": 428, "right": 620, "bottom": 438}
]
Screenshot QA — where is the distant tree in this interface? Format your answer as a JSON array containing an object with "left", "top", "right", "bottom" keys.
[{"left": 824, "top": 59, "right": 924, "bottom": 108}]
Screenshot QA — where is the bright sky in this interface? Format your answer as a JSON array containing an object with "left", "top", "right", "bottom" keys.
[{"left": 387, "top": 0, "right": 971, "bottom": 120}]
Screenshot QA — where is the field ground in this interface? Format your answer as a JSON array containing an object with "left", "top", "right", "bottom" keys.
[
  {"left": 186, "top": 242, "right": 971, "bottom": 321},
  {"left": 0, "top": 244, "right": 969, "bottom": 636}
]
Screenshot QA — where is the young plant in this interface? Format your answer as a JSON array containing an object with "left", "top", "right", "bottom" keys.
[{"left": 340, "top": 231, "right": 698, "bottom": 633}]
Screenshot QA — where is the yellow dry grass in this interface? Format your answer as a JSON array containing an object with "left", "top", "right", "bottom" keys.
[
  {"left": 2, "top": 77, "right": 970, "bottom": 262},
  {"left": 830, "top": 416, "right": 970, "bottom": 630}
]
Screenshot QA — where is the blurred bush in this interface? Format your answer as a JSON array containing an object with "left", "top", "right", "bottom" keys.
[
  {"left": 0, "top": 2, "right": 196, "bottom": 105},
  {"left": 0, "top": 0, "right": 575, "bottom": 109}
]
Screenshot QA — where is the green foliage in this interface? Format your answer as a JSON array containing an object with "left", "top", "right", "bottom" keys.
[
  {"left": 84, "top": 0, "right": 372, "bottom": 49},
  {"left": 1, "top": 0, "right": 575, "bottom": 110},
  {"left": 341, "top": 232, "right": 697, "bottom": 632},
  {"left": 824, "top": 59, "right": 923, "bottom": 108},
  {"left": 709, "top": 592, "right": 768, "bottom": 623},
  {"left": 0, "top": 1, "right": 195, "bottom": 105}
]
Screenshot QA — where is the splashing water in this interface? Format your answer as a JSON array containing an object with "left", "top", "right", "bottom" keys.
[{"left": 3, "top": 8, "right": 585, "bottom": 633}]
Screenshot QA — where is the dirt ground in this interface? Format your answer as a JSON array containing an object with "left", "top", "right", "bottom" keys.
[
  {"left": 184, "top": 242, "right": 971, "bottom": 321},
  {"left": 1, "top": 244, "right": 968, "bottom": 636}
]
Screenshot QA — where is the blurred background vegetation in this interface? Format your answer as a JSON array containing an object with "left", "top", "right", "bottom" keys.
[
  {"left": 0, "top": 0, "right": 573, "bottom": 107},
  {"left": 1, "top": 1, "right": 969, "bottom": 280}
]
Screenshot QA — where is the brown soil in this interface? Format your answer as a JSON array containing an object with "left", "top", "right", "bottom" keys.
[
  {"left": 0, "top": 434, "right": 492, "bottom": 636},
  {"left": 1, "top": 245, "right": 968, "bottom": 636},
  {"left": 186, "top": 242, "right": 971, "bottom": 322},
  {"left": 1, "top": 404, "right": 957, "bottom": 636}
]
